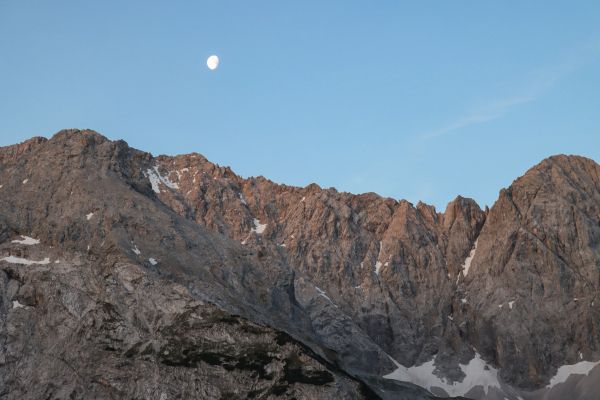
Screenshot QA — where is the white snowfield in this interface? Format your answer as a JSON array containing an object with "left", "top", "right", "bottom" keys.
[
  {"left": 384, "top": 352, "right": 502, "bottom": 397},
  {"left": 11, "top": 235, "right": 40, "bottom": 245},
  {"left": 1, "top": 256, "right": 50, "bottom": 265},
  {"left": 461, "top": 239, "right": 478, "bottom": 277},
  {"left": 547, "top": 360, "right": 600, "bottom": 388},
  {"left": 251, "top": 218, "right": 267, "bottom": 234},
  {"left": 149, "top": 258, "right": 158, "bottom": 265},
  {"left": 384, "top": 351, "right": 600, "bottom": 399},
  {"left": 12, "top": 300, "right": 26, "bottom": 309},
  {"left": 375, "top": 241, "right": 385, "bottom": 275},
  {"left": 147, "top": 166, "right": 179, "bottom": 194}
]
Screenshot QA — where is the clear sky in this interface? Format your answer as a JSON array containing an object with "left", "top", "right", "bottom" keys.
[{"left": 1, "top": 1, "right": 600, "bottom": 210}]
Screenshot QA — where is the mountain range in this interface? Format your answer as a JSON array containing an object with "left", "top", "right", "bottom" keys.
[{"left": 1, "top": 129, "right": 599, "bottom": 400}]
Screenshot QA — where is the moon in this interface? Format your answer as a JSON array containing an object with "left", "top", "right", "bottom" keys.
[{"left": 206, "top": 55, "right": 219, "bottom": 70}]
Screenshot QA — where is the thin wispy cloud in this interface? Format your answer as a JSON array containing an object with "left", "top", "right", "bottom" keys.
[
  {"left": 420, "top": 40, "right": 600, "bottom": 139},
  {"left": 421, "top": 94, "right": 536, "bottom": 139}
]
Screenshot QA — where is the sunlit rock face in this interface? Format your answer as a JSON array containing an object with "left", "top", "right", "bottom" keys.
[{"left": 1, "top": 129, "right": 600, "bottom": 400}]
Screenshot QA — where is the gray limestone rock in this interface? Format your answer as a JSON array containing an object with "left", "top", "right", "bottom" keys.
[{"left": 1, "top": 130, "right": 599, "bottom": 400}]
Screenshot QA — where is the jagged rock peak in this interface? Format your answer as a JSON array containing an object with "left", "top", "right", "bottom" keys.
[{"left": 3, "top": 130, "right": 600, "bottom": 399}]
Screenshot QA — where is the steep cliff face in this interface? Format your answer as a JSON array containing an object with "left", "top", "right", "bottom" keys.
[
  {"left": 155, "top": 151, "right": 487, "bottom": 370},
  {"left": 0, "top": 131, "right": 442, "bottom": 400},
  {"left": 0, "top": 242, "right": 368, "bottom": 400},
  {"left": 460, "top": 155, "right": 600, "bottom": 389},
  {"left": 1, "top": 129, "right": 599, "bottom": 400}
]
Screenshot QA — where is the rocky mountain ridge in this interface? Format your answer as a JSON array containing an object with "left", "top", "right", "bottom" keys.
[{"left": 1, "top": 129, "right": 599, "bottom": 400}]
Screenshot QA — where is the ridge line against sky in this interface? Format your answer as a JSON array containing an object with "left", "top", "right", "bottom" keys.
[{"left": 1, "top": 1, "right": 600, "bottom": 210}]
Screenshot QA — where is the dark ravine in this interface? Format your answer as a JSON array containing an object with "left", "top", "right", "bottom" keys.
[{"left": 0, "top": 129, "right": 599, "bottom": 400}]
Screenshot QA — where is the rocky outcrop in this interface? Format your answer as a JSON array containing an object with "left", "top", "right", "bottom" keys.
[
  {"left": 0, "top": 240, "right": 370, "bottom": 399},
  {"left": 460, "top": 155, "right": 600, "bottom": 389},
  {"left": 1, "top": 129, "right": 599, "bottom": 399},
  {"left": 0, "top": 130, "right": 440, "bottom": 399},
  {"left": 156, "top": 152, "right": 488, "bottom": 370}
]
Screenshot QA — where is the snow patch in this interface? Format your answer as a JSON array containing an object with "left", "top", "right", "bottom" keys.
[
  {"left": 149, "top": 258, "right": 158, "bottom": 266},
  {"left": 147, "top": 169, "right": 161, "bottom": 193},
  {"left": 1, "top": 256, "right": 50, "bottom": 265},
  {"left": 508, "top": 300, "right": 515, "bottom": 309},
  {"left": 86, "top": 212, "right": 94, "bottom": 220},
  {"left": 547, "top": 360, "right": 600, "bottom": 388},
  {"left": 239, "top": 193, "right": 247, "bottom": 205},
  {"left": 375, "top": 241, "right": 385, "bottom": 275},
  {"left": 314, "top": 286, "right": 337, "bottom": 307},
  {"left": 12, "top": 236, "right": 40, "bottom": 245},
  {"left": 132, "top": 245, "right": 141, "bottom": 255},
  {"left": 147, "top": 166, "right": 179, "bottom": 194},
  {"left": 461, "top": 239, "right": 478, "bottom": 277},
  {"left": 301, "top": 196, "right": 306, "bottom": 202},
  {"left": 384, "top": 352, "right": 502, "bottom": 397},
  {"left": 461, "top": 298, "right": 468, "bottom": 304},
  {"left": 278, "top": 243, "right": 286, "bottom": 248},
  {"left": 251, "top": 218, "right": 267, "bottom": 234},
  {"left": 22, "top": 179, "right": 28, "bottom": 184},
  {"left": 175, "top": 168, "right": 189, "bottom": 180},
  {"left": 12, "top": 300, "right": 26, "bottom": 309}
]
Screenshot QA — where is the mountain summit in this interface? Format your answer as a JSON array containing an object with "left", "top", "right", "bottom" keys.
[{"left": 1, "top": 130, "right": 599, "bottom": 400}]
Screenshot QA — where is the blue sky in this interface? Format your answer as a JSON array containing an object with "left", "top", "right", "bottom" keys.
[{"left": 1, "top": 1, "right": 600, "bottom": 210}]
